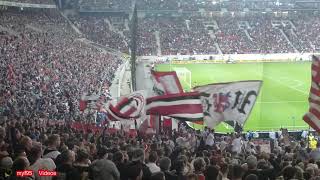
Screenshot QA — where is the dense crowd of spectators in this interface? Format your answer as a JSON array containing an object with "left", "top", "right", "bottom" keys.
[
  {"left": 247, "top": 17, "right": 295, "bottom": 54},
  {"left": 123, "top": 17, "right": 158, "bottom": 56},
  {"left": 79, "top": 0, "right": 132, "bottom": 11},
  {"left": 6, "top": 0, "right": 54, "bottom": 4},
  {"left": 69, "top": 16, "right": 129, "bottom": 53},
  {"left": 0, "top": 8, "right": 122, "bottom": 122},
  {"left": 79, "top": 0, "right": 221, "bottom": 11},
  {"left": 68, "top": 14, "right": 320, "bottom": 56},
  {"left": 294, "top": 16, "right": 320, "bottom": 52},
  {"left": 0, "top": 116, "right": 320, "bottom": 180},
  {"left": 215, "top": 17, "right": 255, "bottom": 54},
  {"left": 159, "top": 17, "right": 218, "bottom": 55},
  {"left": 2, "top": 4, "right": 320, "bottom": 180}
]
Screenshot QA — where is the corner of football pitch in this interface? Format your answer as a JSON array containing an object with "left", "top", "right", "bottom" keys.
[{"left": 156, "top": 62, "right": 311, "bottom": 132}]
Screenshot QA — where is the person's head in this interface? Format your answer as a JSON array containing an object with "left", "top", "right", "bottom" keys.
[
  {"left": 175, "top": 156, "right": 186, "bottom": 174},
  {"left": 159, "top": 157, "right": 171, "bottom": 171},
  {"left": 89, "top": 143, "right": 97, "bottom": 155},
  {"left": 257, "top": 159, "right": 268, "bottom": 169},
  {"left": 306, "top": 166, "right": 316, "bottom": 177},
  {"left": 47, "top": 134, "right": 60, "bottom": 148},
  {"left": 20, "top": 136, "right": 32, "bottom": 151},
  {"left": 244, "top": 174, "right": 258, "bottom": 180},
  {"left": 151, "top": 172, "right": 165, "bottom": 180},
  {"left": 205, "top": 165, "right": 219, "bottom": 180},
  {"left": 28, "top": 142, "right": 42, "bottom": 165},
  {"left": 231, "top": 165, "right": 244, "bottom": 180},
  {"left": 60, "top": 150, "right": 75, "bottom": 164},
  {"left": 246, "top": 155, "right": 257, "bottom": 170},
  {"left": 12, "top": 157, "right": 29, "bottom": 175},
  {"left": 294, "top": 166, "right": 304, "bottom": 180},
  {"left": 113, "top": 151, "right": 124, "bottom": 164},
  {"left": 148, "top": 151, "right": 158, "bottom": 163},
  {"left": 0, "top": 156, "right": 13, "bottom": 169},
  {"left": 132, "top": 148, "right": 145, "bottom": 163},
  {"left": 193, "top": 157, "right": 206, "bottom": 173},
  {"left": 126, "top": 162, "right": 143, "bottom": 180},
  {"left": 282, "top": 166, "right": 296, "bottom": 180},
  {"left": 96, "top": 146, "right": 108, "bottom": 159},
  {"left": 76, "top": 149, "right": 89, "bottom": 164}
]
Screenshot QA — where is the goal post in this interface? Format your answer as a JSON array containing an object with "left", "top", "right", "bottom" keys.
[{"left": 173, "top": 67, "right": 192, "bottom": 90}]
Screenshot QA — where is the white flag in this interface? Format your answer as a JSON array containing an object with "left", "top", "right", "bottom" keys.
[{"left": 194, "top": 81, "right": 262, "bottom": 128}]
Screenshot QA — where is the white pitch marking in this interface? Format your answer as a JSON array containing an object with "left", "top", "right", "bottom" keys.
[
  {"left": 250, "top": 70, "right": 308, "bottom": 95},
  {"left": 256, "top": 101, "right": 307, "bottom": 104}
]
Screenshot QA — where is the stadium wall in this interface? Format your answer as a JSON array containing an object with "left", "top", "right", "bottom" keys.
[{"left": 139, "top": 53, "right": 317, "bottom": 64}]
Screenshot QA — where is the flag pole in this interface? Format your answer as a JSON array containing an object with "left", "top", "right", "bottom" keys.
[{"left": 307, "top": 125, "right": 311, "bottom": 150}]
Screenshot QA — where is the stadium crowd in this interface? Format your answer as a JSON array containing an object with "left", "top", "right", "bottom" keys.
[
  {"left": 7, "top": 0, "right": 55, "bottom": 4},
  {"left": 66, "top": 14, "right": 320, "bottom": 56},
  {"left": 0, "top": 116, "right": 320, "bottom": 180},
  {"left": 2, "top": 3, "right": 320, "bottom": 180},
  {"left": 0, "top": 8, "right": 122, "bottom": 122},
  {"left": 69, "top": 16, "right": 129, "bottom": 53}
]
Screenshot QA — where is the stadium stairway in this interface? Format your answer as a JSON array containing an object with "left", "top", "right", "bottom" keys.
[
  {"left": 279, "top": 28, "right": 299, "bottom": 53},
  {"left": 26, "top": 25, "right": 44, "bottom": 33},
  {"left": 106, "top": 19, "right": 129, "bottom": 52},
  {"left": 124, "top": 19, "right": 130, "bottom": 31},
  {"left": 208, "top": 30, "right": 223, "bottom": 54},
  {"left": 0, "top": 25, "right": 19, "bottom": 36},
  {"left": 244, "top": 29, "right": 253, "bottom": 42},
  {"left": 60, "top": 12, "right": 83, "bottom": 36},
  {"left": 288, "top": 20, "right": 297, "bottom": 30},
  {"left": 214, "top": 42, "right": 223, "bottom": 54}
]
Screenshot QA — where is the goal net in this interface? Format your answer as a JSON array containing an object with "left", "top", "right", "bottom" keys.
[{"left": 173, "top": 67, "right": 192, "bottom": 91}]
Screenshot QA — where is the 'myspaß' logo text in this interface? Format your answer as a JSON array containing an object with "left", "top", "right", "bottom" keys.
[{"left": 16, "top": 170, "right": 33, "bottom": 177}]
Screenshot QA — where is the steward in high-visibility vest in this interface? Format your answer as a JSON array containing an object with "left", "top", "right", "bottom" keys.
[{"left": 309, "top": 135, "right": 317, "bottom": 149}]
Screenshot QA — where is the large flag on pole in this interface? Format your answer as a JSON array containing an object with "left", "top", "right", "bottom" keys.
[
  {"left": 151, "top": 71, "right": 184, "bottom": 95},
  {"left": 104, "top": 91, "right": 146, "bottom": 121},
  {"left": 303, "top": 55, "right": 320, "bottom": 132},
  {"left": 146, "top": 92, "right": 203, "bottom": 121},
  {"left": 194, "top": 81, "right": 262, "bottom": 128}
]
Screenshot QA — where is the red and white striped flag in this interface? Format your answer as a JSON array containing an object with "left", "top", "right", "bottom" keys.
[
  {"left": 151, "top": 71, "right": 184, "bottom": 95},
  {"left": 304, "top": 55, "right": 320, "bottom": 132},
  {"left": 146, "top": 92, "right": 203, "bottom": 121},
  {"left": 105, "top": 91, "right": 146, "bottom": 121}
]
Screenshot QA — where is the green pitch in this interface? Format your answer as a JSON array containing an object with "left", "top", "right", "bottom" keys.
[{"left": 156, "top": 62, "right": 311, "bottom": 132}]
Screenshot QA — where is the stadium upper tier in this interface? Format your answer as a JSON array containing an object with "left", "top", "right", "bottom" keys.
[
  {"left": 69, "top": 14, "right": 319, "bottom": 56},
  {"left": 78, "top": 0, "right": 318, "bottom": 12},
  {"left": 3, "top": 0, "right": 55, "bottom": 4}
]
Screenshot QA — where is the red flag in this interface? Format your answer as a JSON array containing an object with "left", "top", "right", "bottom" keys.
[
  {"left": 304, "top": 55, "right": 320, "bottom": 132},
  {"left": 163, "top": 117, "right": 172, "bottom": 127}
]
